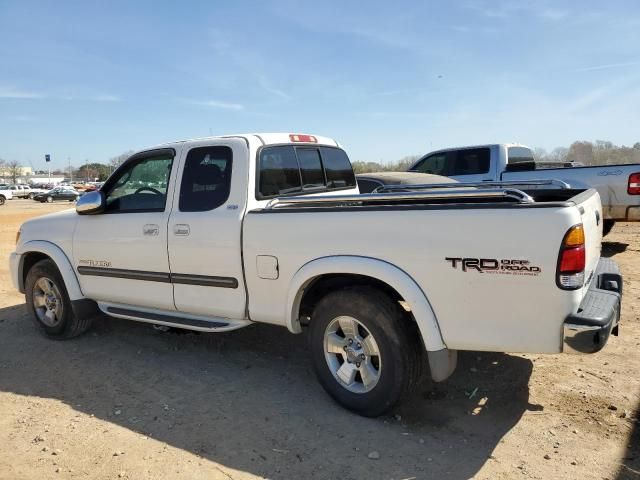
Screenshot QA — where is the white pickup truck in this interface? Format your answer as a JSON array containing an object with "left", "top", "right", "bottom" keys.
[
  {"left": 408, "top": 144, "right": 640, "bottom": 235},
  {"left": 0, "top": 185, "right": 14, "bottom": 205},
  {"left": 9, "top": 133, "right": 623, "bottom": 416}
]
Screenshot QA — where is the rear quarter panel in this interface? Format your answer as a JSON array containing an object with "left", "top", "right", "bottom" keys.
[{"left": 243, "top": 203, "right": 587, "bottom": 354}]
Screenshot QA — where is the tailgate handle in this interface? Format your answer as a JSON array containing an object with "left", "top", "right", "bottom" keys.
[{"left": 595, "top": 210, "right": 600, "bottom": 226}]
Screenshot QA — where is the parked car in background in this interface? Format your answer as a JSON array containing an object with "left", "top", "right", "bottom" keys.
[
  {"left": 408, "top": 144, "right": 640, "bottom": 235},
  {"left": 356, "top": 171, "right": 457, "bottom": 193},
  {"left": 0, "top": 185, "right": 13, "bottom": 205},
  {"left": 32, "top": 187, "right": 80, "bottom": 203},
  {"left": 7, "top": 185, "right": 29, "bottom": 198},
  {"left": 27, "top": 185, "right": 48, "bottom": 198}
]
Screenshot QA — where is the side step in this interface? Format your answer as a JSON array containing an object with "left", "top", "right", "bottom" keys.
[{"left": 102, "top": 304, "right": 251, "bottom": 332}]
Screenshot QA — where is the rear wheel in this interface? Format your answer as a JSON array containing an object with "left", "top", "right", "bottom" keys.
[
  {"left": 602, "top": 219, "right": 615, "bottom": 237},
  {"left": 25, "top": 259, "right": 93, "bottom": 339},
  {"left": 309, "top": 287, "right": 421, "bottom": 417},
  {"left": 0, "top": 195, "right": 5, "bottom": 206},
  {"left": 28, "top": 192, "right": 35, "bottom": 199}
]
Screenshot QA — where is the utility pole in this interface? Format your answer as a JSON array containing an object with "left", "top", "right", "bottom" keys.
[
  {"left": 45, "top": 154, "right": 51, "bottom": 184},
  {"left": 68, "top": 157, "right": 72, "bottom": 183}
]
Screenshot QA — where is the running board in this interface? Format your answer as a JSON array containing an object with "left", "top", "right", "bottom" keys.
[{"left": 101, "top": 304, "right": 251, "bottom": 332}]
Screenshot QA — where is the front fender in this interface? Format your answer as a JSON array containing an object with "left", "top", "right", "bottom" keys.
[
  {"left": 286, "top": 255, "right": 446, "bottom": 352},
  {"left": 16, "top": 240, "right": 84, "bottom": 300}
]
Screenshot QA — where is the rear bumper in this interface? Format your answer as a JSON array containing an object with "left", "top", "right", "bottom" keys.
[{"left": 563, "top": 258, "right": 622, "bottom": 353}]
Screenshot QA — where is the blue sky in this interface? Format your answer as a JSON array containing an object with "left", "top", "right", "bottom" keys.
[{"left": 1, "top": 0, "right": 639, "bottom": 170}]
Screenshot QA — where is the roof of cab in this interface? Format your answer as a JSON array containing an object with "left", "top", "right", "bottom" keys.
[{"left": 156, "top": 133, "right": 340, "bottom": 149}]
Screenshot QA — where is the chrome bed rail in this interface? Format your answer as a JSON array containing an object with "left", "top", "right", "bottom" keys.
[
  {"left": 264, "top": 188, "right": 535, "bottom": 210},
  {"left": 373, "top": 178, "right": 571, "bottom": 193}
]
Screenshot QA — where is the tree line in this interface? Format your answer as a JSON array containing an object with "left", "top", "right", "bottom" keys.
[{"left": 2, "top": 141, "right": 640, "bottom": 181}]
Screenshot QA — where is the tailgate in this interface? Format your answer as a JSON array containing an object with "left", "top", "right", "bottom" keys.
[{"left": 575, "top": 189, "right": 603, "bottom": 292}]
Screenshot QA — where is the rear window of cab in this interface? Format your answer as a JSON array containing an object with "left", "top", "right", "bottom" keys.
[{"left": 257, "top": 145, "right": 356, "bottom": 199}]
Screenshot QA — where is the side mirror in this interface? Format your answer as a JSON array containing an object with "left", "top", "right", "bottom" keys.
[{"left": 76, "top": 191, "right": 106, "bottom": 215}]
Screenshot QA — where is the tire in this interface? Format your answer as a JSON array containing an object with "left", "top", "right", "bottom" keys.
[
  {"left": 46, "top": 196, "right": 53, "bottom": 203},
  {"left": 25, "top": 259, "right": 93, "bottom": 339},
  {"left": 308, "top": 287, "right": 422, "bottom": 417},
  {"left": 0, "top": 195, "right": 5, "bottom": 206},
  {"left": 28, "top": 193, "right": 34, "bottom": 199},
  {"left": 602, "top": 220, "right": 615, "bottom": 237}
]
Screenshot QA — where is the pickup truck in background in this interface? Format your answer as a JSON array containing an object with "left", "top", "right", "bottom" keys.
[
  {"left": 0, "top": 185, "right": 14, "bottom": 205},
  {"left": 408, "top": 144, "right": 640, "bottom": 235},
  {"left": 10, "top": 133, "right": 623, "bottom": 416}
]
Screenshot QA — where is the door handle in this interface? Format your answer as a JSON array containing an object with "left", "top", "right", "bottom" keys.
[
  {"left": 174, "top": 224, "right": 190, "bottom": 236},
  {"left": 143, "top": 224, "right": 159, "bottom": 236}
]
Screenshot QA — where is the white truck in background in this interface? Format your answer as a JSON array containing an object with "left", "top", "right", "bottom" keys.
[
  {"left": 408, "top": 144, "right": 640, "bottom": 235},
  {"left": 10, "top": 133, "right": 623, "bottom": 416},
  {"left": 0, "top": 185, "right": 14, "bottom": 205}
]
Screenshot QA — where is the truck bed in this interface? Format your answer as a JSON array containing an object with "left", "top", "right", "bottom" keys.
[{"left": 242, "top": 187, "right": 602, "bottom": 354}]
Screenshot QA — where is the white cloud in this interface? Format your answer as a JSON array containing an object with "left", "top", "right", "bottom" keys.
[
  {"left": 187, "top": 99, "right": 244, "bottom": 110},
  {"left": 0, "top": 86, "right": 121, "bottom": 102},
  {"left": 574, "top": 60, "right": 640, "bottom": 72},
  {"left": 0, "top": 86, "right": 44, "bottom": 99}
]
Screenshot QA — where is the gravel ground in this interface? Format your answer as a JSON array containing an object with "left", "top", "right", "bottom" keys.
[{"left": 0, "top": 199, "right": 638, "bottom": 480}]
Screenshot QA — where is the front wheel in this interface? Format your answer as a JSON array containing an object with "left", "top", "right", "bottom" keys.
[
  {"left": 308, "top": 287, "right": 422, "bottom": 417},
  {"left": 25, "top": 259, "right": 93, "bottom": 339},
  {"left": 46, "top": 196, "right": 53, "bottom": 203},
  {"left": 28, "top": 192, "right": 35, "bottom": 199},
  {"left": 0, "top": 195, "right": 5, "bottom": 206}
]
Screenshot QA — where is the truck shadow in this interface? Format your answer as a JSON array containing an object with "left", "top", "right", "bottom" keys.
[
  {"left": 602, "top": 241, "right": 629, "bottom": 258},
  {"left": 0, "top": 304, "right": 539, "bottom": 479}
]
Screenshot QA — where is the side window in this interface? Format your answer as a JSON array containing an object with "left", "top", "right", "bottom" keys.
[
  {"left": 321, "top": 147, "right": 356, "bottom": 188},
  {"left": 258, "top": 146, "right": 302, "bottom": 197},
  {"left": 179, "top": 146, "right": 232, "bottom": 212},
  {"left": 103, "top": 152, "right": 174, "bottom": 213},
  {"left": 356, "top": 178, "right": 383, "bottom": 193},
  {"left": 296, "top": 148, "right": 325, "bottom": 188},
  {"left": 450, "top": 148, "right": 490, "bottom": 175},
  {"left": 412, "top": 154, "right": 448, "bottom": 175}
]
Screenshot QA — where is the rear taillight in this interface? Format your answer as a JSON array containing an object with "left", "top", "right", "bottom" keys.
[
  {"left": 628, "top": 173, "right": 640, "bottom": 195},
  {"left": 557, "top": 224, "right": 585, "bottom": 290}
]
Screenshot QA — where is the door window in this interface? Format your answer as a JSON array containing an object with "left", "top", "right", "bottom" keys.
[
  {"left": 102, "top": 151, "right": 174, "bottom": 213},
  {"left": 179, "top": 146, "right": 233, "bottom": 212}
]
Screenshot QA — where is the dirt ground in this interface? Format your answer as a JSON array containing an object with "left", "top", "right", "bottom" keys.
[{"left": 0, "top": 198, "right": 638, "bottom": 480}]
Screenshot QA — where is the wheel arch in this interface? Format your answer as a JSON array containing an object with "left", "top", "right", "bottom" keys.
[
  {"left": 17, "top": 240, "right": 84, "bottom": 300},
  {"left": 286, "top": 255, "right": 446, "bottom": 352}
]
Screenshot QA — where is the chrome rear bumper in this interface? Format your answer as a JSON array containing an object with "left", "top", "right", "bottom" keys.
[{"left": 563, "top": 258, "right": 622, "bottom": 353}]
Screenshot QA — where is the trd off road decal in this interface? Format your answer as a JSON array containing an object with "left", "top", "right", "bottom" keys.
[{"left": 445, "top": 257, "right": 541, "bottom": 276}]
